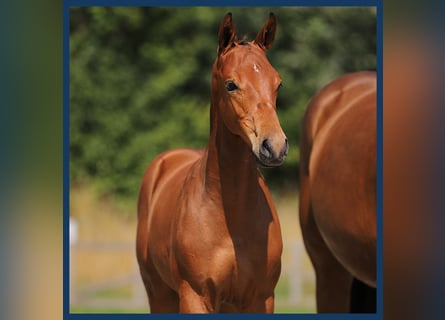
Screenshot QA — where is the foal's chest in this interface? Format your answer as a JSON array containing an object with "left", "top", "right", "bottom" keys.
[
  {"left": 208, "top": 235, "right": 281, "bottom": 311},
  {"left": 175, "top": 188, "right": 282, "bottom": 308}
]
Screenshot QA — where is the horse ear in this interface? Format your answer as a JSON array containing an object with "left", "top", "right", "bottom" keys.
[
  {"left": 218, "top": 12, "right": 237, "bottom": 55},
  {"left": 254, "top": 12, "right": 277, "bottom": 50}
]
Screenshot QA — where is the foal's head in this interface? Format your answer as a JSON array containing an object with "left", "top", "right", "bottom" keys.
[{"left": 212, "top": 13, "right": 288, "bottom": 167}]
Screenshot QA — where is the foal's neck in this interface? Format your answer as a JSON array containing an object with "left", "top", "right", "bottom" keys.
[
  {"left": 214, "top": 121, "right": 258, "bottom": 182},
  {"left": 204, "top": 103, "right": 261, "bottom": 222}
]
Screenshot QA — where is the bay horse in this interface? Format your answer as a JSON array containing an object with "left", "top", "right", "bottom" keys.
[
  {"left": 136, "top": 13, "right": 288, "bottom": 313},
  {"left": 299, "top": 71, "right": 376, "bottom": 313}
]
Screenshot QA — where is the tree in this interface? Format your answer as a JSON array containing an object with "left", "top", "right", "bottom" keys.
[{"left": 70, "top": 7, "right": 376, "bottom": 204}]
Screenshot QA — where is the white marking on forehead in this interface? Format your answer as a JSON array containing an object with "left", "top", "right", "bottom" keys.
[{"left": 253, "top": 63, "right": 260, "bottom": 73}]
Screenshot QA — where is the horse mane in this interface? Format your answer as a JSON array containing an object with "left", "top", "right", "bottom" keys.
[
  {"left": 229, "top": 37, "right": 249, "bottom": 50},
  {"left": 236, "top": 36, "right": 249, "bottom": 45}
]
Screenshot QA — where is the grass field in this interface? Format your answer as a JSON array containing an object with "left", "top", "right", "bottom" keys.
[{"left": 70, "top": 184, "right": 316, "bottom": 313}]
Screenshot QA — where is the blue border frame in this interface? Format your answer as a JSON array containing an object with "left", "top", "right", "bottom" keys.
[
  {"left": 63, "top": 1, "right": 383, "bottom": 319},
  {"left": 63, "top": 1, "right": 71, "bottom": 317},
  {"left": 376, "top": 0, "right": 383, "bottom": 317}
]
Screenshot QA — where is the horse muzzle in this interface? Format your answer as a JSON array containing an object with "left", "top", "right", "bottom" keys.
[{"left": 256, "top": 137, "right": 288, "bottom": 167}]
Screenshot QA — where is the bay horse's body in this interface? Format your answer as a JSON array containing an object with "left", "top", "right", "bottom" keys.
[
  {"left": 136, "top": 13, "right": 288, "bottom": 313},
  {"left": 299, "top": 72, "right": 376, "bottom": 312}
]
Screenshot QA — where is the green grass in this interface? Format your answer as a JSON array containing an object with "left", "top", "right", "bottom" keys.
[
  {"left": 71, "top": 307, "right": 314, "bottom": 314},
  {"left": 92, "top": 286, "right": 133, "bottom": 299},
  {"left": 71, "top": 307, "right": 147, "bottom": 314},
  {"left": 275, "top": 307, "right": 315, "bottom": 313}
]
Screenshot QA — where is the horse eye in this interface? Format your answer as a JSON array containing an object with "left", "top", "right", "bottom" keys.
[{"left": 225, "top": 81, "right": 238, "bottom": 92}]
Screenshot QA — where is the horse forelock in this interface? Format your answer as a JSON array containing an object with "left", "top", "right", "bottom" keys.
[
  {"left": 217, "top": 38, "right": 251, "bottom": 57},
  {"left": 216, "top": 40, "right": 265, "bottom": 70}
]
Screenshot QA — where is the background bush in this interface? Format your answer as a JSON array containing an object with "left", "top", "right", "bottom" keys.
[{"left": 70, "top": 7, "right": 376, "bottom": 205}]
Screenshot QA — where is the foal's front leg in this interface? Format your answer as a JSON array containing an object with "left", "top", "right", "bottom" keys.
[
  {"left": 178, "top": 281, "right": 215, "bottom": 313},
  {"left": 244, "top": 294, "right": 275, "bottom": 313},
  {"left": 264, "top": 295, "right": 275, "bottom": 313}
]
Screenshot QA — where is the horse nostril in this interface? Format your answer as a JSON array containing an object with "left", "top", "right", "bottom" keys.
[
  {"left": 261, "top": 139, "right": 273, "bottom": 157},
  {"left": 283, "top": 138, "right": 289, "bottom": 155}
]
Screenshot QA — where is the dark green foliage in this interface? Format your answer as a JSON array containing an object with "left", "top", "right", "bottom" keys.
[{"left": 70, "top": 7, "right": 376, "bottom": 203}]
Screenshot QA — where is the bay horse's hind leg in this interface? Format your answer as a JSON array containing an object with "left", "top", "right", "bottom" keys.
[
  {"left": 311, "top": 245, "right": 353, "bottom": 312},
  {"left": 139, "top": 259, "right": 179, "bottom": 313},
  {"left": 350, "top": 278, "right": 376, "bottom": 313},
  {"left": 300, "top": 207, "right": 353, "bottom": 312},
  {"left": 300, "top": 177, "right": 352, "bottom": 312}
]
